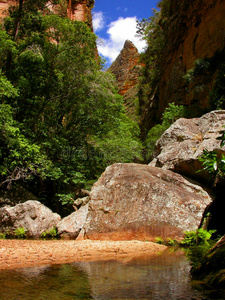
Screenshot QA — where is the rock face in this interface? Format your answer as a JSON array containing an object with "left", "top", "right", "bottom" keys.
[
  {"left": 141, "top": 0, "right": 225, "bottom": 130},
  {"left": 84, "top": 163, "right": 212, "bottom": 241},
  {"left": 150, "top": 110, "right": 225, "bottom": 184},
  {"left": 0, "top": 1, "right": 14, "bottom": 18},
  {"left": 57, "top": 204, "right": 89, "bottom": 239},
  {"left": 109, "top": 40, "right": 142, "bottom": 120},
  {"left": 67, "top": 0, "right": 94, "bottom": 30},
  {"left": 0, "top": 1, "right": 94, "bottom": 30},
  {"left": 0, "top": 200, "right": 61, "bottom": 237}
]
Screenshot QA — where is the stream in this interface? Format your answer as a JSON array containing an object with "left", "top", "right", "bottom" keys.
[{"left": 0, "top": 250, "right": 222, "bottom": 300}]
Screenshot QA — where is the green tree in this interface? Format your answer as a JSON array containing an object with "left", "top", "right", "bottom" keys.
[{"left": 0, "top": 5, "right": 143, "bottom": 213}]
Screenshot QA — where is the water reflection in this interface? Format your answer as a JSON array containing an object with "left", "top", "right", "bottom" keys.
[{"left": 0, "top": 251, "right": 221, "bottom": 300}]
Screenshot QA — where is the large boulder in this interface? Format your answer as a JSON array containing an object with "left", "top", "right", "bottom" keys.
[
  {"left": 150, "top": 110, "right": 225, "bottom": 183},
  {"left": 83, "top": 163, "right": 213, "bottom": 241},
  {"left": 0, "top": 200, "right": 61, "bottom": 237},
  {"left": 57, "top": 204, "right": 89, "bottom": 239}
]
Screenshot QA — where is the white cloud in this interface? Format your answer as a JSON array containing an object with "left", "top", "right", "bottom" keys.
[
  {"left": 97, "top": 17, "right": 147, "bottom": 64},
  {"left": 93, "top": 11, "right": 105, "bottom": 32}
]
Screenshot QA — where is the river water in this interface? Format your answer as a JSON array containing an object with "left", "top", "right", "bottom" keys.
[{"left": 0, "top": 250, "right": 222, "bottom": 300}]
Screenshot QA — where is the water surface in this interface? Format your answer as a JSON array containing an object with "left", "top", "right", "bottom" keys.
[{"left": 0, "top": 251, "right": 221, "bottom": 299}]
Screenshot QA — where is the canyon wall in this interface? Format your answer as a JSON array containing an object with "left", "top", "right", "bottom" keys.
[
  {"left": 142, "top": 0, "right": 225, "bottom": 132},
  {"left": 67, "top": 0, "right": 94, "bottom": 30},
  {"left": 0, "top": 0, "right": 94, "bottom": 29}
]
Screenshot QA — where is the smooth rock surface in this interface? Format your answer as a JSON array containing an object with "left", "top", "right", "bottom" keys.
[
  {"left": 57, "top": 204, "right": 89, "bottom": 239},
  {"left": 150, "top": 110, "right": 225, "bottom": 183},
  {"left": 84, "top": 163, "right": 213, "bottom": 241},
  {"left": 0, "top": 200, "right": 61, "bottom": 237}
]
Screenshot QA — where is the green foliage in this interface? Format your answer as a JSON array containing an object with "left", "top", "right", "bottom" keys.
[
  {"left": 92, "top": 114, "right": 143, "bottom": 164},
  {"left": 161, "top": 102, "right": 186, "bottom": 126},
  {"left": 56, "top": 193, "right": 74, "bottom": 206},
  {"left": 155, "top": 237, "right": 164, "bottom": 244},
  {"left": 137, "top": 10, "right": 165, "bottom": 105},
  {"left": 0, "top": 104, "right": 54, "bottom": 189},
  {"left": 41, "top": 227, "right": 58, "bottom": 239},
  {"left": 197, "top": 127, "right": 225, "bottom": 185},
  {"left": 184, "top": 59, "right": 211, "bottom": 84},
  {"left": 181, "top": 229, "right": 217, "bottom": 270},
  {"left": 14, "top": 227, "right": 27, "bottom": 239},
  {"left": 145, "top": 103, "right": 186, "bottom": 161},
  {"left": 198, "top": 150, "right": 225, "bottom": 175},
  {"left": 180, "top": 228, "right": 216, "bottom": 247},
  {"left": 0, "top": 233, "right": 6, "bottom": 239},
  {"left": 184, "top": 52, "right": 225, "bottom": 110},
  {"left": 0, "top": 71, "right": 18, "bottom": 99},
  {"left": 155, "top": 236, "right": 177, "bottom": 246},
  {"left": 0, "top": 3, "right": 143, "bottom": 213},
  {"left": 166, "top": 238, "right": 177, "bottom": 246}
]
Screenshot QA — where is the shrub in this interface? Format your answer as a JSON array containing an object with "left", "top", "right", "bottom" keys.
[
  {"left": 41, "top": 227, "right": 58, "bottom": 239},
  {"left": 155, "top": 236, "right": 177, "bottom": 246},
  {"left": 180, "top": 228, "right": 216, "bottom": 247},
  {"left": 0, "top": 233, "right": 6, "bottom": 239},
  {"left": 14, "top": 227, "right": 27, "bottom": 239},
  {"left": 181, "top": 229, "right": 217, "bottom": 270}
]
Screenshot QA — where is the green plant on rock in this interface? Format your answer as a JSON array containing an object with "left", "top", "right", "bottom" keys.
[
  {"left": 155, "top": 236, "right": 164, "bottom": 244},
  {"left": 181, "top": 228, "right": 217, "bottom": 270},
  {"left": 0, "top": 233, "right": 6, "bottom": 239},
  {"left": 166, "top": 238, "right": 177, "bottom": 246},
  {"left": 14, "top": 227, "right": 27, "bottom": 239},
  {"left": 180, "top": 228, "right": 216, "bottom": 247},
  {"left": 197, "top": 127, "right": 225, "bottom": 186},
  {"left": 155, "top": 236, "right": 177, "bottom": 246},
  {"left": 41, "top": 227, "right": 58, "bottom": 239}
]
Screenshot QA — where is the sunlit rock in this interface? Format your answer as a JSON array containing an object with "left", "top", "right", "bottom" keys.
[
  {"left": 0, "top": 200, "right": 61, "bottom": 237},
  {"left": 150, "top": 110, "right": 225, "bottom": 184},
  {"left": 84, "top": 163, "right": 213, "bottom": 241}
]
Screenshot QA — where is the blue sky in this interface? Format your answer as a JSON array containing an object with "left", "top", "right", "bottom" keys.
[{"left": 92, "top": 0, "right": 159, "bottom": 66}]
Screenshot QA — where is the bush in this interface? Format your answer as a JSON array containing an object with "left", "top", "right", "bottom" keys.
[
  {"left": 0, "top": 233, "right": 6, "bottom": 239},
  {"left": 155, "top": 236, "right": 177, "bottom": 246},
  {"left": 181, "top": 228, "right": 217, "bottom": 270},
  {"left": 14, "top": 227, "right": 27, "bottom": 239},
  {"left": 41, "top": 227, "right": 58, "bottom": 239},
  {"left": 180, "top": 228, "right": 216, "bottom": 247}
]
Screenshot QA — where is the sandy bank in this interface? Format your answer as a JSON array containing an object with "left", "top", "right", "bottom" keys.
[{"left": 0, "top": 239, "right": 167, "bottom": 270}]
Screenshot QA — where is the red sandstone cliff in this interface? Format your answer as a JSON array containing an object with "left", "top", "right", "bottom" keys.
[
  {"left": 109, "top": 40, "right": 143, "bottom": 120},
  {"left": 0, "top": 0, "right": 94, "bottom": 29},
  {"left": 0, "top": 0, "right": 14, "bottom": 18},
  {"left": 141, "top": 0, "right": 225, "bottom": 132},
  {"left": 67, "top": 0, "right": 94, "bottom": 30}
]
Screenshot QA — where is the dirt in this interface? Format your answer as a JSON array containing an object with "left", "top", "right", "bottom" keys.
[{"left": 0, "top": 239, "right": 167, "bottom": 270}]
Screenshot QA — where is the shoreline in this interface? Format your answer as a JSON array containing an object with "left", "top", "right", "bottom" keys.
[{"left": 0, "top": 239, "right": 167, "bottom": 271}]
